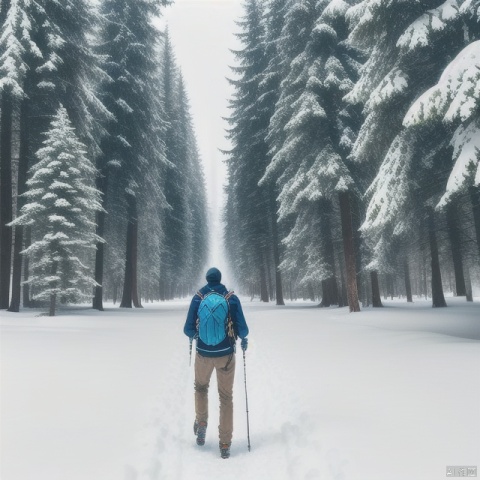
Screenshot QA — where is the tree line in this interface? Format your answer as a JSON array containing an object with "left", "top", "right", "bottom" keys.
[
  {"left": 0, "top": 0, "right": 208, "bottom": 315},
  {"left": 225, "top": 0, "right": 480, "bottom": 310}
]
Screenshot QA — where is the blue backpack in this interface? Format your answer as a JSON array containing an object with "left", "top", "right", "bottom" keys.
[{"left": 196, "top": 290, "right": 235, "bottom": 345}]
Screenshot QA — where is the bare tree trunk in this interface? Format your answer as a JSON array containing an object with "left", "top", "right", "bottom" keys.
[
  {"left": 319, "top": 200, "right": 339, "bottom": 307},
  {"left": 338, "top": 252, "right": 348, "bottom": 307},
  {"left": 339, "top": 191, "right": 360, "bottom": 312},
  {"left": 270, "top": 194, "right": 285, "bottom": 305},
  {"left": 113, "top": 282, "right": 118, "bottom": 305},
  {"left": 8, "top": 92, "right": 30, "bottom": 312},
  {"left": 404, "top": 259, "right": 413, "bottom": 303},
  {"left": 23, "top": 226, "right": 31, "bottom": 307},
  {"left": 265, "top": 252, "right": 274, "bottom": 301},
  {"left": 428, "top": 209, "right": 447, "bottom": 308},
  {"left": 131, "top": 203, "right": 142, "bottom": 308},
  {"left": 464, "top": 264, "right": 473, "bottom": 302},
  {"left": 48, "top": 260, "right": 58, "bottom": 316},
  {"left": 259, "top": 254, "right": 269, "bottom": 303},
  {"left": 49, "top": 293, "right": 56, "bottom": 317},
  {"left": 446, "top": 202, "right": 466, "bottom": 296},
  {"left": 0, "top": 87, "right": 14, "bottom": 309},
  {"left": 371, "top": 270, "right": 383, "bottom": 307},
  {"left": 120, "top": 193, "right": 135, "bottom": 308},
  {"left": 93, "top": 167, "right": 108, "bottom": 310}
]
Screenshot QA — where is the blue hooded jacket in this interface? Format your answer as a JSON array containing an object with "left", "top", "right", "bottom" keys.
[{"left": 184, "top": 281, "right": 249, "bottom": 358}]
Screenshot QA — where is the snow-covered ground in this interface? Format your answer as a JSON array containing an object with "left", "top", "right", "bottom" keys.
[{"left": 1, "top": 297, "right": 479, "bottom": 480}]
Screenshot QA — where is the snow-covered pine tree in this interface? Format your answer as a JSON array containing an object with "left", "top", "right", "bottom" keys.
[
  {"left": 260, "top": 0, "right": 363, "bottom": 310},
  {"left": 348, "top": 0, "right": 470, "bottom": 306},
  {"left": 158, "top": 32, "right": 193, "bottom": 299},
  {"left": 96, "top": 0, "right": 170, "bottom": 308},
  {"left": 4, "top": 0, "right": 113, "bottom": 310},
  {"left": 33, "top": 0, "right": 112, "bottom": 158},
  {"left": 1, "top": 0, "right": 31, "bottom": 308},
  {"left": 176, "top": 75, "right": 208, "bottom": 290},
  {"left": 9, "top": 106, "right": 103, "bottom": 316},
  {"left": 255, "top": 0, "right": 294, "bottom": 305},
  {"left": 225, "top": 0, "right": 273, "bottom": 301},
  {"left": 404, "top": 32, "right": 480, "bottom": 261}
]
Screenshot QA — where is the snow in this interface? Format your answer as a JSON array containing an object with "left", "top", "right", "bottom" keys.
[
  {"left": 1, "top": 297, "right": 479, "bottom": 480},
  {"left": 397, "top": 0, "right": 462, "bottom": 52},
  {"left": 404, "top": 41, "right": 480, "bottom": 126},
  {"left": 365, "top": 67, "right": 408, "bottom": 111},
  {"left": 437, "top": 119, "right": 480, "bottom": 207}
]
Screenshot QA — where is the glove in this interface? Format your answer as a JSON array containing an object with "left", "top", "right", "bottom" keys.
[{"left": 241, "top": 337, "right": 248, "bottom": 351}]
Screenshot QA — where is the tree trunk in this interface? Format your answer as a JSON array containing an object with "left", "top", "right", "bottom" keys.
[
  {"left": 427, "top": 210, "right": 447, "bottom": 307},
  {"left": 113, "top": 282, "right": 118, "bottom": 305},
  {"left": 269, "top": 192, "right": 284, "bottom": 305},
  {"left": 0, "top": 88, "right": 14, "bottom": 309},
  {"left": 371, "top": 270, "right": 383, "bottom": 307},
  {"left": 265, "top": 252, "right": 274, "bottom": 301},
  {"left": 319, "top": 200, "right": 339, "bottom": 307},
  {"left": 446, "top": 202, "right": 466, "bottom": 296},
  {"left": 464, "top": 264, "right": 473, "bottom": 302},
  {"left": 8, "top": 93, "right": 30, "bottom": 312},
  {"left": 131, "top": 203, "right": 142, "bottom": 308},
  {"left": 93, "top": 168, "right": 108, "bottom": 311},
  {"left": 404, "top": 259, "right": 413, "bottom": 303},
  {"left": 338, "top": 191, "right": 360, "bottom": 312},
  {"left": 49, "top": 293, "right": 56, "bottom": 317},
  {"left": 120, "top": 193, "right": 135, "bottom": 308},
  {"left": 259, "top": 255, "right": 269, "bottom": 302},
  {"left": 338, "top": 253, "right": 348, "bottom": 307},
  {"left": 23, "top": 226, "right": 31, "bottom": 307}
]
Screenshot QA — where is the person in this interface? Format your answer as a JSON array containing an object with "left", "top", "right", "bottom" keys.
[{"left": 184, "top": 267, "right": 249, "bottom": 459}]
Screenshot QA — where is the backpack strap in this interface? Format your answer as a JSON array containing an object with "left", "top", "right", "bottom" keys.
[
  {"left": 223, "top": 291, "right": 237, "bottom": 341},
  {"left": 195, "top": 291, "right": 204, "bottom": 332}
]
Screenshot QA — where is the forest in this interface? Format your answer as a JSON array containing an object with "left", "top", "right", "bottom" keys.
[
  {"left": 1, "top": 0, "right": 479, "bottom": 315},
  {"left": 0, "top": 0, "right": 209, "bottom": 315},
  {"left": 225, "top": 0, "right": 480, "bottom": 310}
]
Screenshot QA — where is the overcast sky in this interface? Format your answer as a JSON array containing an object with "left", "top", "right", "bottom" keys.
[{"left": 161, "top": 0, "right": 244, "bottom": 279}]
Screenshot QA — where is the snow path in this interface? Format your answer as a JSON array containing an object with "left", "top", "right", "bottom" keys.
[{"left": 1, "top": 298, "right": 480, "bottom": 480}]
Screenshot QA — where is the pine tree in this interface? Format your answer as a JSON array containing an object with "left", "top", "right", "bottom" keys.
[
  {"left": 9, "top": 107, "right": 103, "bottom": 316},
  {"left": 348, "top": 0, "right": 470, "bottom": 307},
  {"left": 404, "top": 37, "right": 480, "bottom": 254},
  {"left": 0, "top": 0, "right": 20, "bottom": 308},
  {"left": 0, "top": 0, "right": 45, "bottom": 311},
  {"left": 260, "top": 0, "right": 363, "bottom": 310},
  {"left": 96, "top": 0, "right": 170, "bottom": 308},
  {"left": 225, "top": 0, "right": 275, "bottom": 301},
  {"left": 176, "top": 75, "right": 209, "bottom": 288},
  {"left": 159, "top": 32, "right": 192, "bottom": 299}
]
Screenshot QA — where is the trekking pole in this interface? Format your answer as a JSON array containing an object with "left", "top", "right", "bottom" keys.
[
  {"left": 243, "top": 349, "right": 251, "bottom": 452},
  {"left": 189, "top": 337, "right": 193, "bottom": 367}
]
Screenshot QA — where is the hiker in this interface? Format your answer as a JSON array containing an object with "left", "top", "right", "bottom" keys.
[{"left": 184, "top": 267, "right": 249, "bottom": 459}]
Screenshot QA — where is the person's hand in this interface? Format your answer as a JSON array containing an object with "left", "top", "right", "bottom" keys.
[{"left": 241, "top": 337, "right": 248, "bottom": 351}]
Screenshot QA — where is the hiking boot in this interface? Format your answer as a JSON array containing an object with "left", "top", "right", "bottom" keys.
[
  {"left": 193, "top": 420, "right": 207, "bottom": 446},
  {"left": 219, "top": 442, "right": 231, "bottom": 459}
]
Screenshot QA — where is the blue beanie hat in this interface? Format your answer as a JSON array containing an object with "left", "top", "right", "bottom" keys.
[{"left": 206, "top": 267, "right": 222, "bottom": 283}]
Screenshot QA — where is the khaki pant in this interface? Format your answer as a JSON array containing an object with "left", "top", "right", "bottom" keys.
[{"left": 194, "top": 352, "right": 236, "bottom": 444}]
